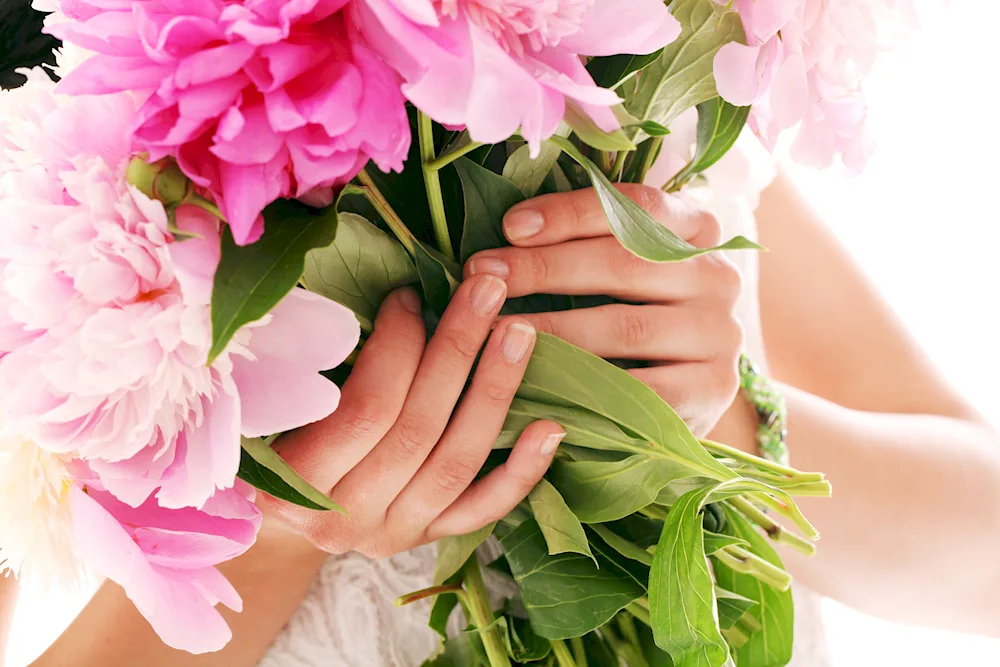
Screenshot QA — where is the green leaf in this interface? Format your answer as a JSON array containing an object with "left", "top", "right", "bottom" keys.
[
  {"left": 519, "top": 334, "right": 735, "bottom": 482},
  {"left": 548, "top": 454, "right": 698, "bottom": 523},
  {"left": 528, "top": 478, "right": 596, "bottom": 564},
  {"left": 668, "top": 99, "right": 751, "bottom": 191},
  {"left": 495, "top": 398, "right": 649, "bottom": 454},
  {"left": 209, "top": 200, "right": 339, "bottom": 363},
  {"left": 455, "top": 157, "right": 525, "bottom": 263},
  {"left": 500, "top": 519, "right": 646, "bottom": 639},
  {"left": 429, "top": 584, "right": 461, "bottom": 640},
  {"left": 589, "top": 523, "right": 654, "bottom": 566},
  {"left": 715, "top": 587, "right": 758, "bottom": 631},
  {"left": 301, "top": 212, "right": 417, "bottom": 329},
  {"left": 636, "top": 120, "right": 672, "bottom": 136},
  {"left": 434, "top": 522, "right": 496, "bottom": 585},
  {"left": 237, "top": 437, "right": 344, "bottom": 512},
  {"left": 551, "top": 137, "right": 762, "bottom": 262},
  {"left": 422, "top": 624, "right": 491, "bottom": 667},
  {"left": 502, "top": 142, "right": 564, "bottom": 198},
  {"left": 714, "top": 507, "right": 794, "bottom": 667},
  {"left": 703, "top": 531, "right": 749, "bottom": 556},
  {"left": 649, "top": 484, "right": 730, "bottom": 667},
  {"left": 587, "top": 50, "right": 665, "bottom": 90},
  {"left": 503, "top": 612, "right": 552, "bottom": 662},
  {"left": 413, "top": 239, "right": 461, "bottom": 316},
  {"left": 625, "top": 0, "right": 746, "bottom": 134},
  {"left": 565, "top": 104, "right": 637, "bottom": 152}
]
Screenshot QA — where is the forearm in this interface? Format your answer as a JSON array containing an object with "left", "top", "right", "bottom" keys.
[
  {"left": 1, "top": 576, "right": 18, "bottom": 667},
  {"left": 32, "top": 526, "right": 328, "bottom": 667},
  {"left": 711, "top": 386, "right": 1000, "bottom": 636}
]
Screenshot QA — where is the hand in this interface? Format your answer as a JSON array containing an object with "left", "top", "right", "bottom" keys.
[
  {"left": 464, "top": 185, "right": 744, "bottom": 437},
  {"left": 262, "top": 276, "right": 565, "bottom": 557}
]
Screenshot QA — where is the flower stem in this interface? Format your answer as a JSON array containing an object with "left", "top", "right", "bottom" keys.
[
  {"left": 551, "top": 640, "right": 578, "bottom": 667},
  {"left": 418, "top": 112, "right": 455, "bottom": 261},
  {"left": 634, "top": 136, "right": 663, "bottom": 184},
  {"left": 394, "top": 583, "right": 467, "bottom": 607},
  {"left": 570, "top": 637, "right": 588, "bottom": 667},
  {"left": 426, "top": 138, "right": 484, "bottom": 172},
  {"left": 626, "top": 600, "right": 652, "bottom": 626},
  {"left": 352, "top": 172, "right": 417, "bottom": 256},
  {"left": 462, "top": 557, "right": 512, "bottom": 667},
  {"left": 726, "top": 497, "right": 816, "bottom": 556},
  {"left": 700, "top": 438, "right": 825, "bottom": 483},
  {"left": 715, "top": 546, "right": 793, "bottom": 591},
  {"left": 610, "top": 150, "right": 629, "bottom": 182}
]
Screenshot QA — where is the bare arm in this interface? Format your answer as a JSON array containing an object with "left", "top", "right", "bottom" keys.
[
  {"left": 710, "top": 172, "right": 1000, "bottom": 636},
  {"left": 1, "top": 576, "right": 17, "bottom": 667}
]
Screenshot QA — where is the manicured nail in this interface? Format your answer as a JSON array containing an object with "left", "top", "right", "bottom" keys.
[
  {"left": 540, "top": 432, "right": 566, "bottom": 457},
  {"left": 398, "top": 287, "right": 422, "bottom": 314},
  {"left": 469, "top": 275, "right": 506, "bottom": 316},
  {"left": 468, "top": 256, "right": 510, "bottom": 280},
  {"left": 501, "top": 322, "right": 535, "bottom": 364},
  {"left": 503, "top": 208, "right": 544, "bottom": 241}
]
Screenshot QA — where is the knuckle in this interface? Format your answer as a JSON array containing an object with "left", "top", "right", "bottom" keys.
[
  {"left": 391, "top": 415, "right": 435, "bottom": 459},
  {"left": 615, "top": 308, "right": 652, "bottom": 349},
  {"left": 302, "top": 520, "right": 349, "bottom": 555},
  {"left": 438, "top": 327, "right": 482, "bottom": 361},
  {"left": 528, "top": 250, "right": 551, "bottom": 286},
  {"left": 482, "top": 378, "right": 518, "bottom": 403},
  {"left": 714, "top": 359, "right": 742, "bottom": 403},
  {"left": 630, "top": 185, "right": 672, "bottom": 220},
  {"left": 695, "top": 210, "right": 724, "bottom": 247},
  {"left": 610, "top": 248, "right": 645, "bottom": 284},
  {"left": 505, "top": 463, "right": 542, "bottom": 495},
  {"left": 341, "top": 393, "right": 392, "bottom": 439},
  {"left": 434, "top": 457, "right": 480, "bottom": 493}
]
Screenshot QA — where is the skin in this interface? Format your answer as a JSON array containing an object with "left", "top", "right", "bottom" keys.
[{"left": 6, "top": 177, "right": 1000, "bottom": 667}]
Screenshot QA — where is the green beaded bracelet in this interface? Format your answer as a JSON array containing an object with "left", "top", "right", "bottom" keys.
[{"left": 738, "top": 354, "right": 789, "bottom": 466}]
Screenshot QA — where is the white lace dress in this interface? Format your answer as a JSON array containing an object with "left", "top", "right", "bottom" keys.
[{"left": 260, "top": 128, "right": 833, "bottom": 667}]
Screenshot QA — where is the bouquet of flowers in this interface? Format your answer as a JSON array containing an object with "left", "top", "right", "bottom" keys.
[{"left": 0, "top": 0, "right": 909, "bottom": 665}]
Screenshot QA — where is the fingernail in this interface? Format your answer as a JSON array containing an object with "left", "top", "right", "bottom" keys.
[
  {"left": 540, "top": 432, "right": 566, "bottom": 457},
  {"left": 503, "top": 208, "right": 544, "bottom": 241},
  {"left": 501, "top": 322, "right": 535, "bottom": 364},
  {"left": 468, "top": 256, "right": 510, "bottom": 280},
  {"left": 469, "top": 275, "right": 506, "bottom": 316},
  {"left": 398, "top": 287, "right": 421, "bottom": 314}
]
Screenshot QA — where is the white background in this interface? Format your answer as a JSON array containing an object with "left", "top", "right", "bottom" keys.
[{"left": 6, "top": 0, "right": 1000, "bottom": 664}]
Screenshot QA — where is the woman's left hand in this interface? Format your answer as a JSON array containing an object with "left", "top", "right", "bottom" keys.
[{"left": 463, "top": 184, "right": 744, "bottom": 436}]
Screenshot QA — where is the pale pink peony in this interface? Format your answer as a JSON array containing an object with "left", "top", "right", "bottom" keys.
[
  {"left": 71, "top": 480, "right": 262, "bottom": 653},
  {"left": 49, "top": 0, "right": 411, "bottom": 245},
  {"left": 713, "top": 0, "right": 915, "bottom": 169},
  {"left": 0, "top": 79, "right": 360, "bottom": 511},
  {"left": 350, "top": 0, "right": 681, "bottom": 153}
]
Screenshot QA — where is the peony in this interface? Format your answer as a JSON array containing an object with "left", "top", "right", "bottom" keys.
[
  {"left": 71, "top": 481, "right": 262, "bottom": 653},
  {"left": 0, "top": 75, "right": 360, "bottom": 511},
  {"left": 350, "top": 0, "right": 682, "bottom": 153},
  {"left": 713, "top": 0, "right": 915, "bottom": 170},
  {"left": 49, "top": 0, "right": 411, "bottom": 245}
]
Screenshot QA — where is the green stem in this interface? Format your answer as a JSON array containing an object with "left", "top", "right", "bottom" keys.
[
  {"left": 462, "top": 557, "right": 512, "bottom": 667},
  {"left": 727, "top": 497, "right": 816, "bottom": 556},
  {"left": 394, "top": 583, "right": 467, "bottom": 607},
  {"left": 635, "top": 136, "right": 663, "bottom": 184},
  {"left": 570, "top": 637, "right": 588, "bottom": 667},
  {"left": 715, "top": 546, "right": 792, "bottom": 591},
  {"left": 426, "top": 139, "right": 485, "bottom": 172},
  {"left": 418, "top": 112, "right": 455, "bottom": 261},
  {"left": 626, "top": 600, "right": 652, "bottom": 626},
  {"left": 353, "top": 172, "right": 418, "bottom": 256},
  {"left": 700, "top": 438, "right": 825, "bottom": 483},
  {"left": 551, "top": 640, "right": 578, "bottom": 667},
  {"left": 610, "top": 150, "right": 629, "bottom": 182},
  {"left": 749, "top": 492, "right": 820, "bottom": 540},
  {"left": 596, "top": 150, "right": 613, "bottom": 176}
]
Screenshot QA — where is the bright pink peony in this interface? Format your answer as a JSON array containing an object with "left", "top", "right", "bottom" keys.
[
  {"left": 713, "top": 0, "right": 915, "bottom": 170},
  {"left": 71, "top": 480, "right": 262, "bottom": 653},
  {"left": 0, "top": 80, "right": 360, "bottom": 511},
  {"left": 350, "top": 0, "right": 681, "bottom": 153},
  {"left": 50, "top": 0, "right": 411, "bottom": 245}
]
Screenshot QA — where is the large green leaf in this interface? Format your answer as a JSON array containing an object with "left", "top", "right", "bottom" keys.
[
  {"left": 549, "top": 455, "right": 698, "bottom": 523},
  {"left": 455, "top": 158, "right": 525, "bottom": 263},
  {"left": 668, "top": 99, "right": 751, "bottom": 191},
  {"left": 518, "top": 334, "right": 735, "bottom": 481},
  {"left": 495, "top": 398, "right": 649, "bottom": 455},
  {"left": 429, "top": 570, "right": 464, "bottom": 640},
  {"left": 648, "top": 484, "right": 730, "bottom": 667},
  {"left": 413, "top": 239, "right": 461, "bottom": 316},
  {"left": 502, "top": 142, "right": 564, "bottom": 199},
  {"left": 589, "top": 523, "right": 654, "bottom": 566},
  {"left": 528, "top": 478, "right": 596, "bottom": 564},
  {"left": 587, "top": 50, "right": 666, "bottom": 90},
  {"left": 502, "top": 612, "right": 552, "bottom": 662},
  {"left": 625, "top": 0, "right": 746, "bottom": 134},
  {"left": 714, "top": 507, "right": 794, "bottom": 667},
  {"left": 434, "top": 523, "right": 496, "bottom": 585},
  {"left": 209, "top": 200, "right": 339, "bottom": 362},
  {"left": 715, "top": 587, "right": 757, "bottom": 631},
  {"left": 500, "top": 519, "right": 647, "bottom": 639},
  {"left": 238, "top": 437, "right": 343, "bottom": 512},
  {"left": 301, "top": 212, "right": 417, "bottom": 330},
  {"left": 565, "top": 104, "right": 636, "bottom": 152},
  {"left": 551, "top": 138, "right": 761, "bottom": 262}
]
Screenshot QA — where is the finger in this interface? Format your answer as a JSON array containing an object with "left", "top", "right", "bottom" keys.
[
  {"left": 501, "top": 184, "right": 720, "bottom": 247},
  {"left": 629, "top": 361, "right": 741, "bottom": 437},
  {"left": 466, "top": 236, "right": 743, "bottom": 303},
  {"left": 338, "top": 275, "right": 508, "bottom": 504},
  {"left": 508, "top": 304, "right": 744, "bottom": 361},
  {"left": 273, "top": 287, "right": 426, "bottom": 492},
  {"left": 425, "top": 421, "right": 565, "bottom": 540},
  {"left": 387, "top": 318, "right": 537, "bottom": 535}
]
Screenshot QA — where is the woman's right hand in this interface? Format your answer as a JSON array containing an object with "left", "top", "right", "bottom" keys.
[{"left": 261, "top": 275, "right": 565, "bottom": 558}]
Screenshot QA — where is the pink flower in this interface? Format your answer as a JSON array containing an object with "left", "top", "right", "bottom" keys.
[
  {"left": 71, "top": 481, "right": 262, "bottom": 653},
  {"left": 50, "top": 0, "right": 410, "bottom": 245},
  {"left": 713, "top": 0, "right": 912, "bottom": 169},
  {"left": 350, "top": 0, "right": 681, "bottom": 152},
  {"left": 0, "top": 81, "right": 360, "bottom": 511}
]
